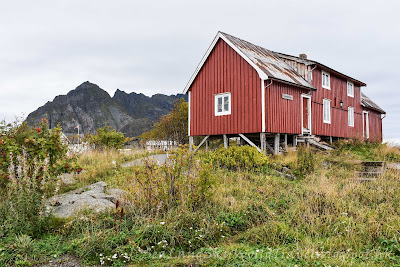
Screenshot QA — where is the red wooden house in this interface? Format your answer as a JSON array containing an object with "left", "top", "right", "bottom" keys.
[{"left": 184, "top": 32, "right": 385, "bottom": 153}]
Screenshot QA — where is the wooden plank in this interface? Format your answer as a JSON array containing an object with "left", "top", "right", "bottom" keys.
[
  {"left": 260, "top": 133, "right": 266, "bottom": 152},
  {"left": 274, "top": 134, "right": 280, "bottom": 155},
  {"left": 223, "top": 134, "right": 228, "bottom": 149},
  {"left": 194, "top": 135, "right": 210, "bottom": 153},
  {"left": 189, "top": 136, "right": 194, "bottom": 151},
  {"left": 212, "top": 139, "right": 224, "bottom": 152},
  {"left": 238, "top": 134, "right": 262, "bottom": 153},
  {"left": 265, "top": 141, "right": 274, "bottom": 154}
]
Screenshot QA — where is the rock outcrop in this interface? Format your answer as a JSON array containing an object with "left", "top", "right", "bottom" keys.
[{"left": 46, "top": 181, "right": 125, "bottom": 218}]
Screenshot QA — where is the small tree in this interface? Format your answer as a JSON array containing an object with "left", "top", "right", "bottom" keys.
[
  {"left": 0, "top": 118, "right": 74, "bottom": 189},
  {"left": 141, "top": 98, "right": 188, "bottom": 144},
  {"left": 85, "top": 126, "right": 126, "bottom": 150}
]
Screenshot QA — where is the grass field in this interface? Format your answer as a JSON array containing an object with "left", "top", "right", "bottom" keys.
[{"left": 0, "top": 141, "right": 399, "bottom": 266}]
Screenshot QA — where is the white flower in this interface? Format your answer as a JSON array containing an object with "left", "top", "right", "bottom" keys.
[
  {"left": 112, "top": 253, "right": 117, "bottom": 259},
  {"left": 160, "top": 221, "right": 166, "bottom": 225},
  {"left": 221, "top": 235, "right": 225, "bottom": 238},
  {"left": 347, "top": 248, "right": 352, "bottom": 252},
  {"left": 99, "top": 253, "right": 103, "bottom": 256},
  {"left": 159, "top": 254, "right": 163, "bottom": 258},
  {"left": 256, "top": 249, "right": 259, "bottom": 253}
]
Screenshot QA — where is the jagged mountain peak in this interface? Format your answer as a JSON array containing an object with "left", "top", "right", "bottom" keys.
[{"left": 25, "top": 82, "right": 186, "bottom": 137}]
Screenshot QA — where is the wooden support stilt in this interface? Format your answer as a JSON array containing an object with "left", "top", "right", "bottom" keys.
[
  {"left": 284, "top": 134, "right": 288, "bottom": 151},
  {"left": 329, "top": 136, "right": 333, "bottom": 143},
  {"left": 274, "top": 133, "right": 280, "bottom": 155},
  {"left": 260, "top": 133, "right": 266, "bottom": 154},
  {"left": 212, "top": 139, "right": 223, "bottom": 152},
  {"left": 205, "top": 140, "right": 209, "bottom": 152},
  {"left": 238, "top": 134, "right": 262, "bottom": 153},
  {"left": 189, "top": 136, "right": 194, "bottom": 151},
  {"left": 194, "top": 135, "right": 210, "bottom": 153},
  {"left": 293, "top": 135, "right": 297, "bottom": 147},
  {"left": 223, "top": 134, "right": 228, "bottom": 149},
  {"left": 265, "top": 142, "right": 274, "bottom": 154}
]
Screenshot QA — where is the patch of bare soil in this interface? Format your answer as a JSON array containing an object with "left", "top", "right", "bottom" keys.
[{"left": 33, "top": 255, "right": 86, "bottom": 267}]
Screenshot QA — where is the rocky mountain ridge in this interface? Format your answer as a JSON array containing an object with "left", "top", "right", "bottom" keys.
[{"left": 25, "top": 81, "right": 187, "bottom": 137}]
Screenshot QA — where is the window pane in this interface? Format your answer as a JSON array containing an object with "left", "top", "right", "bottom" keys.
[
  {"left": 218, "top": 97, "right": 222, "bottom": 112},
  {"left": 224, "top": 96, "right": 229, "bottom": 111}
]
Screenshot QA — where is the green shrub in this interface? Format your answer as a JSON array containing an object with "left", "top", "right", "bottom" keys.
[
  {"left": 294, "top": 145, "right": 315, "bottom": 178},
  {"left": 204, "top": 146, "right": 269, "bottom": 172},
  {"left": 84, "top": 126, "right": 125, "bottom": 150},
  {"left": 132, "top": 145, "right": 216, "bottom": 213}
]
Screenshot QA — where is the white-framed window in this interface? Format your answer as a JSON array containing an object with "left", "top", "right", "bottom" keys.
[
  {"left": 322, "top": 71, "right": 330, "bottom": 89},
  {"left": 214, "top": 92, "right": 231, "bottom": 116},
  {"left": 348, "top": 107, "right": 354, "bottom": 127},
  {"left": 347, "top": 81, "right": 354, "bottom": 97},
  {"left": 323, "top": 99, "right": 331, "bottom": 124}
]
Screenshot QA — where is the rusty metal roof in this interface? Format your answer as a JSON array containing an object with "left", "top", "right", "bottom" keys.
[
  {"left": 220, "top": 32, "right": 315, "bottom": 90},
  {"left": 361, "top": 93, "right": 386, "bottom": 114},
  {"left": 273, "top": 51, "right": 367, "bottom": 86}
]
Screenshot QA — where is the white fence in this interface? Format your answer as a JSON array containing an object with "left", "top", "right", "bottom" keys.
[{"left": 146, "top": 140, "right": 178, "bottom": 151}]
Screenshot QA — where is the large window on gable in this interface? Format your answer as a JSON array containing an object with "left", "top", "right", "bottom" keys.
[
  {"left": 322, "top": 71, "right": 330, "bottom": 89},
  {"left": 347, "top": 81, "right": 354, "bottom": 97},
  {"left": 215, "top": 92, "right": 231, "bottom": 116},
  {"left": 323, "top": 99, "right": 331, "bottom": 124},
  {"left": 348, "top": 107, "right": 354, "bottom": 127}
]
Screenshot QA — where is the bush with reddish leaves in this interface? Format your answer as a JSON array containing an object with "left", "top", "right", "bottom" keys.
[{"left": 0, "top": 118, "right": 78, "bottom": 189}]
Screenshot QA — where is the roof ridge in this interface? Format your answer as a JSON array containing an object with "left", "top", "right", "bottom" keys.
[{"left": 219, "top": 32, "right": 315, "bottom": 89}]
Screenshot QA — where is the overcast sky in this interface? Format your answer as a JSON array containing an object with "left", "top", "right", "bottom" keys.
[{"left": 1, "top": 0, "right": 399, "bottom": 139}]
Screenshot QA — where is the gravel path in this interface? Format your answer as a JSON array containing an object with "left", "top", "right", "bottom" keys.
[{"left": 121, "top": 153, "right": 168, "bottom": 167}]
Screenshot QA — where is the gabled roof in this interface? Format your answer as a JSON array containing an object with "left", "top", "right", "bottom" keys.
[
  {"left": 183, "top": 32, "right": 315, "bottom": 94},
  {"left": 361, "top": 93, "right": 386, "bottom": 114}
]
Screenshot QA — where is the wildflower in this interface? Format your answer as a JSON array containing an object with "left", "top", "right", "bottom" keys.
[
  {"left": 112, "top": 253, "right": 117, "bottom": 258},
  {"left": 160, "top": 221, "right": 166, "bottom": 225},
  {"left": 256, "top": 249, "right": 259, "bottom": 253},
  {"left": 36, "top": 127, "right": 41, "bottom": 133}
]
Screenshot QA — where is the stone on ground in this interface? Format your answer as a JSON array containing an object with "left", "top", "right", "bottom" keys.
[{"left": 46, "top": 181, "right": 125, "bottom": 218}]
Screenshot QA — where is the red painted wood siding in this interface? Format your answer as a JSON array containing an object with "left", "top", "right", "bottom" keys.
[
  {"left": 310, "top": 68, "right": 364, "bottom": 138},
  {"left": 189, "top": 39, "right": 261, "bottom": 136},
  {"left": 367, "top": 110, "right": 383, "bottom": 142},
  {"left": 264, "top": 82, "right": 307, "bottom": 134}
]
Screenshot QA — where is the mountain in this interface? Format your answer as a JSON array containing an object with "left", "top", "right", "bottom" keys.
[{"left": 25, "top": 81, "right": 187, "bottom": 137}]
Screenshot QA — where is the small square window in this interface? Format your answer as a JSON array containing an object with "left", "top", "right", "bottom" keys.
[
  {"left": 322, "top": 71, "right": 330, "bottom": 89},
  {"left": 323, "top": 99, "right": 331, "bottom": 124},
  {"left": 348, "top": 107, "right": 354, "bottom": 127},
  {"left": 347, "top": 81, "right": 354, "bottom": 97},
  {"left": 215, "top": 93, "right": 231, "bottom": 116}
]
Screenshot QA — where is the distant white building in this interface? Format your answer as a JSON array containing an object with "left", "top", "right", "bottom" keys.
[{"left": 146, "top": 140, "right": 178, "bottom": 151}]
